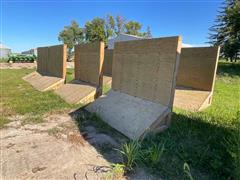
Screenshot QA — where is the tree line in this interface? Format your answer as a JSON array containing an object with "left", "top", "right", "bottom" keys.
[
  {"left": 209, "top": 0, "right": 240, "bottom": 62},
  {"left": 58, "top": 15, "right": 152, "bottom": 57}
]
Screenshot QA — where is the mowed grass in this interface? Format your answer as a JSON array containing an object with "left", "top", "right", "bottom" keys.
[
  {"left": 0, "top": 61, "right": 239, "bottom": 179},
  {"left": 139, "top": 61, "right": 240, "bottom": 179},
  {"left": 0, "top": 69, "right": 77, "bottom": 127}
]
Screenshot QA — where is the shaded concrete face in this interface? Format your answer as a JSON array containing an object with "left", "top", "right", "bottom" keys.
[
  {"left": 177, "top": 47, "right": 220, "bottom": 91},
  {"left": 37, "top": 45, "right": 67, "bottom": 79},
  {"left": 112, "top": 37, "right": 182, "bottom": 107},
  {"left": 74, "top": 42, "right": 104, "bottom": 86},
  {"left": 103, "top": 49, "right": 113, "bottom": 76}
]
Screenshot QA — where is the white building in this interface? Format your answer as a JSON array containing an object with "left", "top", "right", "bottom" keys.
[
  {"left": 22, "top": 48, "right": 37, "bottom": 56},
  {"left": 0, "top": 43, "right": 11, "bottom": 58},
  {"left": 107, "top": 33, "right": 195, "bottom": 49},
  {"left": 107, "top": 33, "right": 144, "bottom": 49}
]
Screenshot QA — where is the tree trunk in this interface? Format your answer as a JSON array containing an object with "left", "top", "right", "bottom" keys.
[{"left": 234, "top": 54, "right": 237, "bottom": 62}]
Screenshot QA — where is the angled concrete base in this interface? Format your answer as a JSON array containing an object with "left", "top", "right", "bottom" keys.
[
  {"left": 86, "top": 90, "right": 171, "bottom": 140},
  {"left": 23, "top": 71, "right": 64, "bottom": 92},
  {"left": 55, "top": 80, "right": 97, "bottom": 104},
  {"left": 103, "top": 75, "right": 112, "bottom": 86},
  {"left": 174, "top": 86, "right": 212, "bottom": 111}
]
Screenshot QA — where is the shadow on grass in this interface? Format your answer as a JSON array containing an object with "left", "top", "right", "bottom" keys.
[
  {"left": 69, "top": 107, "right": 234, "bottom": 179},
  {"left": 140, "top": 112, "right": 234, "bottom": 179},
  {"left": 217, "top": 61, "right": 240, "bottom": 77}
]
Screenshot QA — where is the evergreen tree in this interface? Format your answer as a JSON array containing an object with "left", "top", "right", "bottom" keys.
[{"left": 209, "top": 0, "right": 240, "bottom": 62}]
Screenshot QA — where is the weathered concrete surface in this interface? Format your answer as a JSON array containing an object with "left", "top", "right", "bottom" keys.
[
  {"left": 87, "top": 36, "right": 181, "bottom": 139},
  {"left": 112, "top": 37, "right": 181, "bottom": 107},
  {"left": 55, "top": 80, "right": 96, "bottom": 104},
  {"left": 75, "top": 42, "right": 104, "bottom": 86},
  {"left": 56, "top": 42, "right": 104, "bottom": 104},
  {"left": 37, "top": 44, "right": 67, "bottom": 79},
  {"left": 23, "top": 44, "right": 67, "bottom": 91},
  {"left": 103, "top": 49, "right": 113, "bottom": 76},
  {"left": 174, "top": 46, "right": 220, "bottom": 111},
  {"left": 86, "top": 90, "right": 170, "bottom": 140},
  {"left": 23, "top": 71, "right": 64, "bottom": 91},
  {"left": 174, "top": 87, "right": 212, "bottom": 111},
  {"left": 177, "top": 47, "right": 220, "bottom": 91}
]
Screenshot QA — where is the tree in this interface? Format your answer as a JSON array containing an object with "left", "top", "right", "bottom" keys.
[
  {"left": 85, "top": 18, "right": 106, "bottom": 43},
  {"left": 125, "top": 21, "right": 142, "bottom": 36},
  {"left": 209, "top": 0, "right": 240, "bottom": 62},
  {"left": 58, "top": 21, "right": 84, "bottom": 59},
  {"left": 144, "top": 26, "right": 152, "bottom": 38},
  {"left": 105, "top": 15, "right": 116, "bottom": 38},
  {"left": 115, "top": 15, "right": 126, "bottom": 35}
]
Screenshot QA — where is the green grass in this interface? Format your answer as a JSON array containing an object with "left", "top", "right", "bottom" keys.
[
  {"left": 0, "top": 69, "right": 77, "bottom": 127},
  {"left": 0, "top": 57, "right": 9, "bottom": 63},
  {"left": 139, "top": 61, "right": 240, "bottom": 179},
  {"left": 66, "top": 68, "right": 74, "bottom": 83}
]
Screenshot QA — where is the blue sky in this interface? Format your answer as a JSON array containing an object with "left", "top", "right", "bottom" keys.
[{"left": 1, "top": 0, "right": 223, "bottom": 52}]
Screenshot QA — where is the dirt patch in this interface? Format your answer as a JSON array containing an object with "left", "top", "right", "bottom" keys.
[
  {"left": 0, "top": 62, "right": 36, "bottom": 69},
  {"left": 1, "top": 111, "right": 156, "bottom": 179},
  {"left": 0, "top": 113, "right": 123, "bottom": 179},
  {"left": 0, "top": 62, "right": 74, "bottom": 69}
]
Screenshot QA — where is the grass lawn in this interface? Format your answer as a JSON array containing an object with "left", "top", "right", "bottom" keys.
[
  {"left": 0, "top": 61, "right": 239, "bottom": 179},
  {"left": 0, "top": 69, "right": 77, "bottom": 126},
  {"left": 0, "top": 58, "right": 9, "bottom": 63}
]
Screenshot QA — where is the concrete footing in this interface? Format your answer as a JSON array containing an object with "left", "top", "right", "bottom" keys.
[
  {"left": 86, "top": 90, "right": 171, "bottom": 139},
  {"left": 23, "top": 72, "right": 64, "bottom": 92}
]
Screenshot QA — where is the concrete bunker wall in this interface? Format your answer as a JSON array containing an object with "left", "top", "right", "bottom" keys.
[
  {"left": 112, "top": 37, "right": 182, "bottom": 107},
  {"left": 176, "top": 47, "right": 220, "bottom": 91},
  {"left": 37, "top": 44, "right": 67, "bottom": 79},
  {"left": 74, "top": 42, "right": 104, "bottom": 86},
  {"left": 103, "top": 49, "right": 113, "bottom": 76}
]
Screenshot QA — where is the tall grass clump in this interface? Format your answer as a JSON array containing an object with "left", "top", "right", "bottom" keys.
[
  {"left": 143, "top": 141, "right": 165, "bottom": 168},
  {"left": 118, "top": 140, "right": 141, "bottom": 171}
]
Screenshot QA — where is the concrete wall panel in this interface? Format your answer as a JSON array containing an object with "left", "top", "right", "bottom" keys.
[
  {"left": 112, "top": 37, "right": 182, "bottom": 107},
  {"left": 37, "top": 44, "right": 67, "bottom": 78},
  {"left": 74, "top": 42, "right": 104, "bottom": 86},
  {"left": 177, "top": 47, "right": 220, "bottom": 91},
  {"left": 37, "top": 47, "right": 48, "bottom": 74},
  {"left": 103, "top": 49, "right": 113, "bottom": 75}
]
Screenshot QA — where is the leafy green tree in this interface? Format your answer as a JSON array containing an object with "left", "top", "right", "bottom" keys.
[
  {"left": 58, "top": 21, "right": 84, "bottom": 59},
  {"left": 209, "top": 0, "right": 240, "bottom": 62},
  {"left": 85, "top": 18, "right": 106, "bottom": 43},
  {"left": 106, "top": 14, "right": 115, "bottom": 37},
  {"left": 125, "top": 21, "right": 142, "bottom": 36}
]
